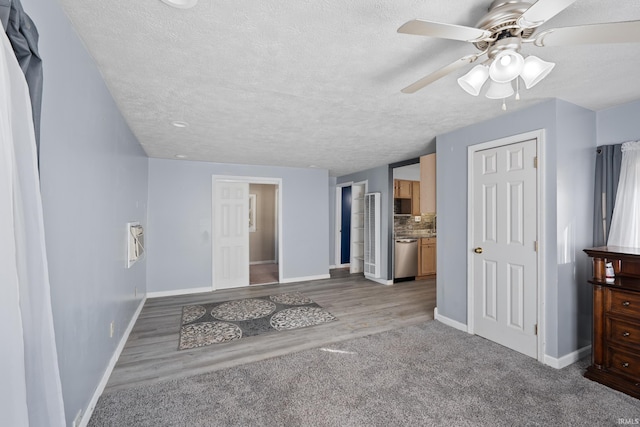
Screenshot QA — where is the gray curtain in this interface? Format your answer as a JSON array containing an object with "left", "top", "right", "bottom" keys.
[
  {"left": 0, "top": 0, "right": 42, "bottom": 156},
  {"left": 593, "top": 144, "right": 623, "bottom": 246}
]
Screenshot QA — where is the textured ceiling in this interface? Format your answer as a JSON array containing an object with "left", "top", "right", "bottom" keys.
[{"left": 58, "top": 0, "right": 640, "bottom": 176}]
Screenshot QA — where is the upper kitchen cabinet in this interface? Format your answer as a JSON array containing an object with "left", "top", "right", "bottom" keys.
[
  {"left": 394, "top": 179, "right": 413, "bottom": 199},
  {"left": 411, "top": 181, "right": 420, "bottom": 216},
  {"left": 420, "top": 154, "right": 436, "bottom": 213}
]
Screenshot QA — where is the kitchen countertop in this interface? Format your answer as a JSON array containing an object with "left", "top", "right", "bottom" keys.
[{"left": 395, "top": 231, "right": 437, "bottom": 239}]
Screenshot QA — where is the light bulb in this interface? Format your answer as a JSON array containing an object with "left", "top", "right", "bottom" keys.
[
  {"left": 457, "top": 65, "right": 490, "bottom": 96},
  {"left": 486, "top": 81, "right": 514, "bottom": 99},
  {"left": 521, "top": 56, "right": 555, "bottom": 89},
  {"left": 489, "top": 50, "right": 524, "bottom": 83}
]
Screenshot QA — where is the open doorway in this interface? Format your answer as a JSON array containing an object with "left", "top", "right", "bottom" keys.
[
  {"left": 249, "top": 183, "right": 279, "bottom": 285},
  {"left": 212, "top": 176, "right": 282, "bottom": 290},
  {"left": 334, "top": 181, "right": 367, "bottom": 274}
]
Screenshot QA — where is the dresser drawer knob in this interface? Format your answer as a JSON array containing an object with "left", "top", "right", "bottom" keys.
[
  {"left": 622, "top": 301, "right": 631, "bottom": 306},
  {"left": 622, "top": 362, "right": 630, "bottom": 368},
  {"left": 623, "top": 331, "right": 631, "bottom": 337}
]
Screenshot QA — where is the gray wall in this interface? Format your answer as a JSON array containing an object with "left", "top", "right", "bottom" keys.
[
  {"left": 597, "top": 99, "right": 640, "bottom": 144},
  {"left": 555, "top": 100, "right": 597, "bottom": 356},
  {"left": 147, "top": 159, "right": 329, "bottom": 292},
  {"left": 25, "top": 0, "right": 149, "bottom": 424},
  {"left": 336, "top": 164, "right": 391, "bottom": 281},
  {"left": 393, "top": 163, "right": 420, "bottom": 180},
  {"left": 436, "top": 99, "right": 596, "bottom": 359}
]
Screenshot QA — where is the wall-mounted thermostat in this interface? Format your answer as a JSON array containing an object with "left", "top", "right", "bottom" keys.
[{"left": 126, "top": 222, "right": 145, "bottom": 268}]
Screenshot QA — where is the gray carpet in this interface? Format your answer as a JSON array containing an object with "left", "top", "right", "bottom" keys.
[{"left": 89, "top": 321, "right": 639, "bottom": 426}]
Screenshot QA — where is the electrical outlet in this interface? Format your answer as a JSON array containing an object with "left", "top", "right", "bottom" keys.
[
  {"left": 414, "top": 216, "right": 421, "bottom": 222},
  {"left": 72, "top": 409, "right": 82, "bottom": 427},
  {"left": 110, "top": 321, "right": 114, "bottom": 338}
]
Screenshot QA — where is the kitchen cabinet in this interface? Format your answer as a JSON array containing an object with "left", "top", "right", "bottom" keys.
[
  {"left": 420, "top": 154, "right": 436, "bottom": 213},
  {"left": 583, "top": 246, "right": 640, "bottom": 399},
  {"left": 394, "top": 179, "right": 413, "bottom": 199},
  {"left": 411, "top": 181, "right": 420, "bottom": 216},
  {"left": 418, "top": 237, "right": 436, "bottom": 278}
]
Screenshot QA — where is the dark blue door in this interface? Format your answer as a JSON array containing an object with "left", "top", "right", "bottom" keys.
[{"left": 340, "top": 186, "right": 352, "bottom": 264}]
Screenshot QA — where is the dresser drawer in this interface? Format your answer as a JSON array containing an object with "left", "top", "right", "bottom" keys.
[
  {"left": 606, "top": 345, "right": 640, "bottom": 379},
  {"left": 607, "top": 317, "right": 640, "bottom": 348},
  {"left": 606, "top": 288, "right": 640, "bottom": 317}
]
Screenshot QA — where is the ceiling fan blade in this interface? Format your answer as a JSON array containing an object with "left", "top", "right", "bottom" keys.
[
  {"left": 401, "top": 55, "right": 479, "bottom": 94},
  {"left": 398, "top": 19, "right": 491, "bottom": 42},
  {"left": 534, "top": 20, "right": 640, "bottom": 47},
  {"left": 517, "top": 0, "right": 577, "bottom": 29}
]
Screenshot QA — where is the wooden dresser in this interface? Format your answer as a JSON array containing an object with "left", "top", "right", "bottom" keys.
[{"left": 583, "top": 246, "right": 640, "bottom": 399}]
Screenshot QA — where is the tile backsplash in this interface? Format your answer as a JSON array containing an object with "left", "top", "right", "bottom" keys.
[{"left": 394, "top": 213, "right": 436, "bottom": 234}]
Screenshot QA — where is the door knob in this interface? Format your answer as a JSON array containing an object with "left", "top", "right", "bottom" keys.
[{"left": 474, "top": 247, "right": 483, "bottom": 254}]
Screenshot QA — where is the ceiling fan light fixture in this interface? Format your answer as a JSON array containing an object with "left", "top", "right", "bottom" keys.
[
  {"left": 457, "top": 64, "right": 490, "bottom": 96},
  {"left": 489, "top": 50, "right": 524, "bottom": 83},
  {"left": 521, "top": 55, "right": 556, "bottom": 89},
  {"left": 160, "top": 0, "right": 197, "bottom": 9},
  {"left": 485, "top": 81, "right": 514, "bottom": 99}
]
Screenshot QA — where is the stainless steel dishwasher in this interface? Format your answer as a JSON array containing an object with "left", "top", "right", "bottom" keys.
[{"left": 394, "top": 238, "right": 418, "bottom": 279}]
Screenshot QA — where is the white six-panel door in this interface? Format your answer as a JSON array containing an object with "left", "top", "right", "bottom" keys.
[
  {"left": 213, "top": 180, "right": 249, "bottom": 289},
  {"left": 472, "top": 138, "right": 538, "bottom": 358}
]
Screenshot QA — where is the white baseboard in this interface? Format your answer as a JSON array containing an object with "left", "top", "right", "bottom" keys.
[
  {"left": 434, "top": 307, "right": 469, "bottom": 332},
  {"left": 329, "top": 264, "right": 337, "bottom": 269},
  {"left": 147, "top": 286, "right": 212, "bottom": 298},
  {"left": 366, "top": 276, "right": 393, "bottom": 285},
  {"left": 250, "top": 260, "right": 276, "bottom": 265},
  {"left": 280, "top": 274, "right": 331, "bottom": 284},
  {"left": 79, "top": 296, "right": 146, "bottom": 427},
  {"left": 544, "top": 345, "right": 591, "bottom": 369}
]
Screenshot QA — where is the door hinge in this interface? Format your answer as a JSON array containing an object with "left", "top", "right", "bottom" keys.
[
  {"left": 533, "top": 156, "right": 538, "bottom": 168},
  {"left": 534, "top": 240, "right": 538, "bottom": 252},
  {"left": 534, "top": 324, "right": 538, "bottom": 335}
]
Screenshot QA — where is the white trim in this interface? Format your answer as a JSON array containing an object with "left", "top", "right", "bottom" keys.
[
  {"left": 434, "top": 307, "right": 469, "bottom": 332},
  {"left": 246, "top": 280, "right": 279, "bottom": 287},
  {"left": 543, "top": 345, "right": 591, "bottom": 369},
  {"left": 366, "top": 277, "right": 393, "bottom": 285},
  {"left": 279, "top": 274, "right": 331, "bottom": 284},
  {"left": 147, "top": 286, "right": 212, "bottom": 298},
  {"left": 466, "top": 129, "right": 546, "bottom": 362},
  {"left": 79, "top": 297, "right": 146, "bottom": 427},
  {"left": 329, "top": 264, "right": 337, "bottom": 269},
  {"left": 250, "top": 260, "right": 276, "bottom": 265},
  {"left": 212, "top": 175, "right": 284, "bottom": 289},
  {"left": 536, "top": 133, "right": 547, "bottom": 363}
]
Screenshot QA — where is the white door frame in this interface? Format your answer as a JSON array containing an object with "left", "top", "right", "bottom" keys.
[
  {"left": 335, "top": 181, "right": 368, "bottom": 269},
  {"left": 212, "top": 175, "right": 283, "bottom": 290},
  {"left": 335, "top": 182, "right": 353, "bottom": 268},
  {"left": 466, "top": 129, "right": 546, "bottom": 363}
]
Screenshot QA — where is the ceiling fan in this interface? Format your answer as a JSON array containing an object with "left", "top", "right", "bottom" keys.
[{"left": 398, "top": 0, "right": 640, "bottom": 106}]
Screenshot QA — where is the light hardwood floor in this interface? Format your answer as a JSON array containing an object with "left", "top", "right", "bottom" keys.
[
  {"left": 249, "top": 262, "right": 279, "bottom": 285},
  {"left": 105, "top": 273, "right": 436, "bottom": 392}
]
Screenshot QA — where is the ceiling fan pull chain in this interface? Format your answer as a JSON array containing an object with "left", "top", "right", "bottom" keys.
[
  {"left": 515, "top": 78, "right": 521, "bottom": 101},
  {"left": 502, "top": 99, "right": 507, "bottom": 111}
]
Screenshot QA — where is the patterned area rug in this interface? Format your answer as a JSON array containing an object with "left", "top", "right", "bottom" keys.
[{"left": 178, "top": 292, "right": 337, "bottom": 350}]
